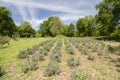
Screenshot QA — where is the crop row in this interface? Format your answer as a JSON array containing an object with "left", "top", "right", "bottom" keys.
[
  {"left": 21, "top": 39, "right": 57, "bottom": 73},
  {"left": 17, "top": 39, "right": 54, "bottom": 59},
  {"left": 64, "top": 39, "right": 75, "bottom": 55},
  {"left": 44, "top": 39, "right": 62, "bottom": 76}
]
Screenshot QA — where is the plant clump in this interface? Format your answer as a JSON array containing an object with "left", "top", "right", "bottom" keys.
[
  {"left": 21, "top": 58, "right": 38, "bottom": 73},
  {"left": 69, "top": 69, "right": 89, "bottom": 80},
  {"left": 44, "top": 60, "right": 60, "bottom": 76},
  {"left": 67, "top": 56, "right": 80, "bottom": 68}
]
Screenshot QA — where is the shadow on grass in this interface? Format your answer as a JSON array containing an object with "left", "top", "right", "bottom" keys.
[
  {"left": 95, "top": 36, "right": 120, "bottom": 42},
  {"left": 0, "top": 45, "right": 9, "bottom": 49}
]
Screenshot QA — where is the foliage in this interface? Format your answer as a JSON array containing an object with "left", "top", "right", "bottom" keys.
[
  {"left": 0, "top": 6, "right": 17, "bottom": 37},
  {"left": 87, "top": 53, "right": 95, "bottom": 60},
  {"left": 12, "top": 32, "right": 20, "bottom": 41},
  {"left": 70, "top": 69, "right": 89, "bottom": 80},
  {"left": 111, "top": 25, "right": 120, "bottom": 37},
  {"left": 67, "top": 56, "right": 80, "bottom": 68},
  {"left": 44, "top": 60, "right": 60, "bottom": 76},
  {"left": 50, "top": 51, "right": 61, "bottom": 62},
  {"left": 18, "top": 21, "right": 36, "bottom": 37},
  {"left": 18, "top": 45, "right": 39, "bottom": 59},
  {"left": 21, "top": 58, "right": 38, "bottom": 73},
  {"left": 64, "top": 40, "right": 75, "bottom": 55},
  {"left": 95, "top": 0, "right": 120, "bottom": 36},
  {"left": 40, "top": 16, "right": 64, "bottom": 37},
  {"left": 68, "top": 23, "right": 75, "bottom": 37},
  {"left": 0, "top": 36, "right": 10, "bottom": 48},
  {"left": 35, "top": 30, "right": 41, "bottom": 38},
  {"left": 76, "top": 15, "right": 95, "bottom": 36}
]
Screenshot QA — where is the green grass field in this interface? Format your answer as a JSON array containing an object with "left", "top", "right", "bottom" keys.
[{"left": 0, "top": 38, "right": 50, "bottom": 64}]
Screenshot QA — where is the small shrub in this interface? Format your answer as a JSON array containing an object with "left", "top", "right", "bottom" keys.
[
  {"left": 44, "top": 60, "right": 60, "bottom": 76},
  {"left": 37, "top": 52, "right": 45, "bottom": 61},
  {"left": 87, "top": 53, "right": 95, "bottom": 60},
  {"left": 67, "top": 56, "right": 75, "bottom": 68},
  {"left": 0, "top": 36, "right": 10, "bottom": 48},
  {"left": 67, "top": 56, "right": 80, "bottom": 68},
  {"left": 68, "top": 48, "right": 75, "bottom": 55},
  {"left": 18, "top": 50, "right": 29, "bottom": 59},
  {"left": 21, "top": 58, "right": 38, "bottom": 73},
  {"left": 50, "top": 52, "right": 61, "bottom": 62},
  {"left": 41, "top": 50, "right": 48, "bottom": 56},
  {"left": 70, "top": 69, "right": 89, "bottom": 80},
  {"left": 75, "top": 57, "right": 80, "bottom": 66},
  {"left": 21, "top": 59, "right": 30, "bottom": 73}
]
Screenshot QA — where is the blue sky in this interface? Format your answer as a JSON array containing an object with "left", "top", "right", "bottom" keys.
[{"left": 0, "top": 0, "right": 102, "bottom": 30}]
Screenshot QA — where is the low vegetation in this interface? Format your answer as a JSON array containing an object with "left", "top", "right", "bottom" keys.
[{"left": 0, "top": 38, "right": 120, "bottom": 80}]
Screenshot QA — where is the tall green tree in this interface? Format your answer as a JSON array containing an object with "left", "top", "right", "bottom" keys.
[
  {"left": 63, "top": 24, "right": 69, "bottom": 36},
  {"left": 0, "top": 6, "right": 16, "bottom": 37},
  {"left": 95, "top": 0, "right": 120, "bottom": 36},
  {"left": 76, "top": 15, "right": 95, "bottom": 36},
  {"left": 49, "top": 16, "right": 64, "bottom": 36},
  {"left": 40, "top": 20, "right": 51, "bottom": 37},
  {"left": 18, "top": 21, "right": 35, "bottom": 37},
  {"left": 40, "top": 16, "right": 64, "bottom": 37},
  {"left": 68, "top": 23, "right": 75, "bottom": 37}
]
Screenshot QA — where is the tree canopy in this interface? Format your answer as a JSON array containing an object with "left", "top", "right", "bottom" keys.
[
  {"left": 40, "top": 16, "right": 64, "bottom": 37},
  {"left": 95, "top": 0, "right": 120, "bottom": 36},
  {"left": 18, "top": 21, "right": 35, "bottom": 37},
  {"left": 0, "top": 6, "right": 16, "bottom": 37},
  {"left": 76, "top": 15, "right": 95, "bottom": 36},
  {"left": 1, "top": 0, "right": 120, "bottom": 38}
]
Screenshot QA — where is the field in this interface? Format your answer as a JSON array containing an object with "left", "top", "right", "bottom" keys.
[{"left": 0, "top": 37, "right": 120, "bottom": 80}]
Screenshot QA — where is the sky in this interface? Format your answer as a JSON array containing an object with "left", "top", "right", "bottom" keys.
[{"left": 0, "top": 0, "right": 102, "bottom": 30}]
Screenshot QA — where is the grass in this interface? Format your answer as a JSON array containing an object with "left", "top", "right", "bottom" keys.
[
  {"left": 0, "top": 38, "right": 50, "bottom": 64},
  {"left": 55, "top": 35, "right": 66, "bottom": 38}
]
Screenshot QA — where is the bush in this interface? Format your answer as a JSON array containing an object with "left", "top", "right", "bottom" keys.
[
  {"left": 44, "top": 60, "right": 60, "bottom": 76},
  {"left": 87, "top": 53, "right": 95, "bottom": 60},
  {"left": 21, "top": 58, "right": 38, "bottom": 73},
  {"left": 18, "top": 50, "right": 29, "bottom": 59},
  {"left": 75, "top": 57, "right": 80, "bottom": 66},
  {"left": 0, "top": 36, "right": 10, "bottom": 48},
  {"left": 70, "top": 69, "right": 89, "bottom": 80},
  {"left": 12, "top": 32, "right": 20, "bottom": 41},
  {"left": 67, "top": 56, "right": 80, "bottom": 68},
  {"left": 50, "top": 52, "right": 61, "bottom": 62},
  {"left": 36, "top": 51, "right": 45, "bottom": 61},
  {"left": 67, "top": 56, "right": 75, "bottom": 68}
]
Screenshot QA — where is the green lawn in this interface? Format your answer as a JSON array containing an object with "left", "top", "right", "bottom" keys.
[{"left": 0, "top": 38, "right": 50, "bottom": 64}]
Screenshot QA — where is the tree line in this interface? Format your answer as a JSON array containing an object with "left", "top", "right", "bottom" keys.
[{"left": 0, "top": 0, "right": 120, "bottom": 38}]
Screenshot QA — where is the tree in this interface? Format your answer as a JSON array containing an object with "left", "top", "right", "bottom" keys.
[
  {"left": 68, "top": 23, "right": 75, "bottom": 37},
  {"left": 95, "top": 0, "right": 120, "bottom": 36},
  {"left": 0, "top": 6, "right": 16, "bottom": 37},
  {"left": 76, "top": 15, "right": 95, "bottom": 36},
  {"left": 49, "top": 16, "right": 64, "bottom": 36},
  {"left": 76, "top": 18, "right": 85, "bottom": 36},
  {"left": 18, "top": 21, "right": 35, "bottom": 37},
  {"left": 40, "top": 20, "right": 51, "bottom": 37},
  {"left": 40, "top": 16, "right": 64, "bottom": 37}
]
